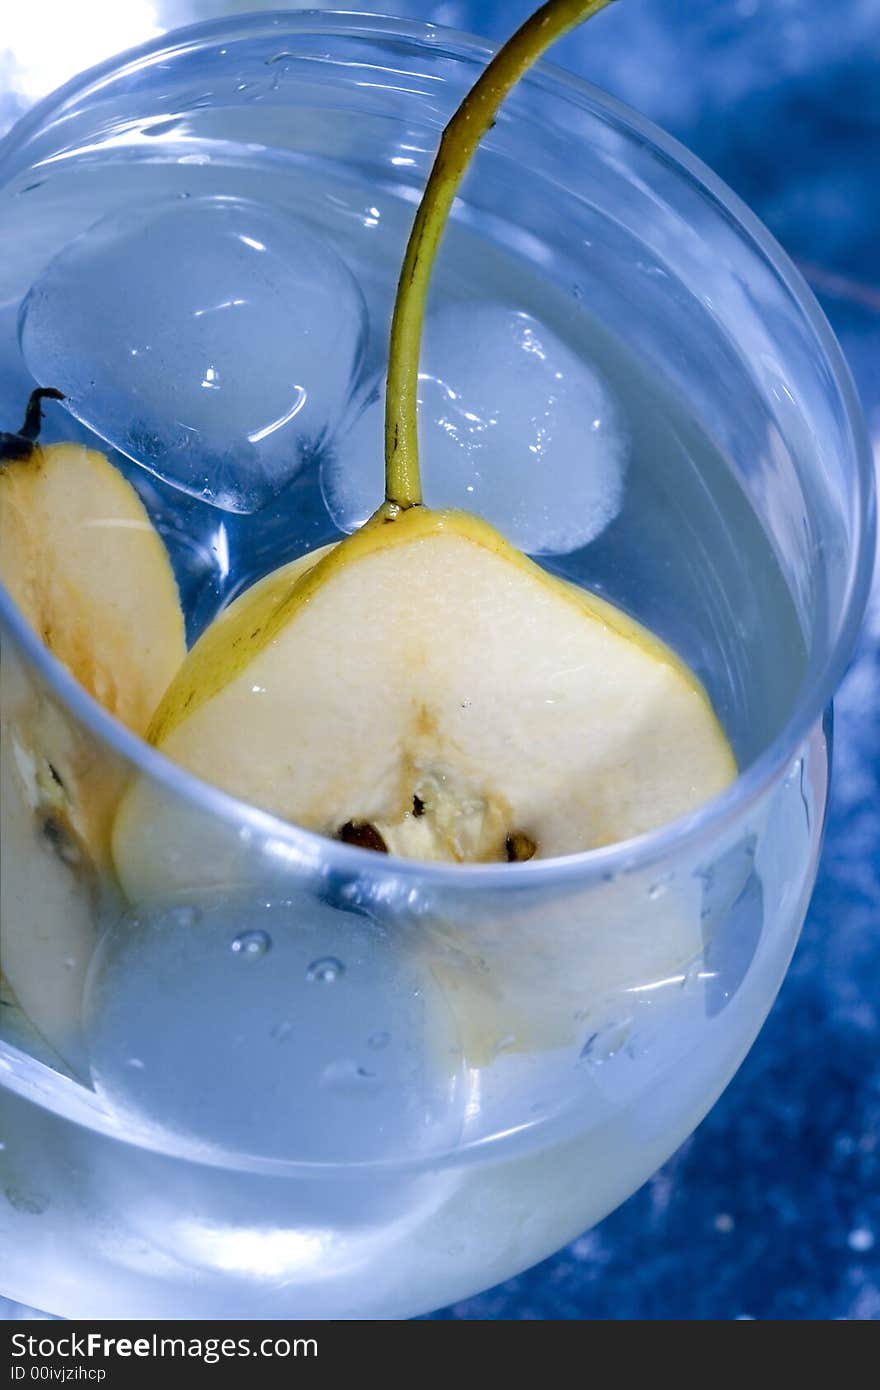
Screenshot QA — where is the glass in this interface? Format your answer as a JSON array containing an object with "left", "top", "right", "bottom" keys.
[{"left": 0, "top": 12, "right": 874, "bottom": 1319}]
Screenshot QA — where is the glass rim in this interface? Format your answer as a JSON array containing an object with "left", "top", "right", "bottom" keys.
[{"left": 0, "top": 6, "right": 875, "bottom": 904}]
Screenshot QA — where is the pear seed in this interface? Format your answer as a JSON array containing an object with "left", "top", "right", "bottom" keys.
[
  {"left": 338, "top": 821, "right": 388, "bottom": 853},
  {"left": 505, "top": 832, "right": 537, "bottom": 863}
]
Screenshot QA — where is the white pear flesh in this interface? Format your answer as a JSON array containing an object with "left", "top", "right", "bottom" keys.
[{"left": 0, "top": 442, "right": 185, "bottom": 1066}]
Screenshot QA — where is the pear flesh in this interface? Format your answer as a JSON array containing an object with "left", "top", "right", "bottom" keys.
[
  {"left": 115, "top": 506, "right": 734, "bottom": 887},
  {"left": 0, "top": 441, "right": 185, "bottom": 1066}
]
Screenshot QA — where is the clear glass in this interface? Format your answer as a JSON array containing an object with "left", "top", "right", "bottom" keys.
[{"left": 0, "top": 12, "right": 874, "bottom": 1319}]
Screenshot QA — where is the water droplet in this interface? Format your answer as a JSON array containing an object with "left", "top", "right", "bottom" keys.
[
  {"left": 231, "top": 929, "right": 271, "bottom": 960},
  {"left": 126, "top": 1057, "right": 145, "bottom": 1070},
  {"left": 271, "top": 1021, "right": 292, "bottom": 1043},
  {"left": 579, "top": 1019, "right": 631, "bottom": 1067},
  {"left": 648, "top": 873, "right": 673, "bottom": 901},
  {"left": 492, "top": 1035, "right": 516, "bottom": 1057},
  {"left": 320, "top": 1060, "right": 382, "bottom": 1095},
  {"left": 170, "top": 905, "right": 201, "bottom": 928},
  {"left": 367, "top": 1031, "right": 390, "bottom": 1050},
  {"left": 0, "top": 1141, "right": 6, "bottom": 1151},
  {"left": 63, "top": 956, "right": 76, "bottom": 971},
  {"left": 306, "top": 956, "right": 344, "bottom": 984}
]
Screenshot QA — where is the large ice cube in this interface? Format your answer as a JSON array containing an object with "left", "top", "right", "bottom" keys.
[
  {"left": 84, "top": 895, "right": 465, "bottom": 1165},
  {"left": 322, "top": 303, "right": 627, "bottom": 554},
  {"left": 20, "top": 195, "right": 367, "bottom": 513}
]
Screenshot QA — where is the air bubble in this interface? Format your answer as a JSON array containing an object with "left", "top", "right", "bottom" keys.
[
  {"left": 307, "top": 956, "right": 344, "bottom": 984},
  {"left": 367, "top": 1031, "right": 390, "bottom": 1050},
  {"left": 231, "top": 929, "right": 271, "bottom": 960},
  {"left": 320, "top": 1059, "right": 382, "bottom": 1095}
]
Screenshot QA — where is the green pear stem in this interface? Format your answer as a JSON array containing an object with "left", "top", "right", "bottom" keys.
[{"left": 383, "top": 0, "right": 615, "bottom": 511}]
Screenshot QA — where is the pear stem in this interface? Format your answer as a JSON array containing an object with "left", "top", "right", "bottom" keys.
[
  {"left": 0, "top": 387, "right": 64, "bottom": 463},
  {"left": 383, "top": 0, "right": 615, "bottom": 511}
]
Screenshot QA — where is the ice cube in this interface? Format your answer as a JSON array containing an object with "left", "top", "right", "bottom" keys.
[
  {"left": 84, "top": 895, "right": 465, "bottom": 1165},
  {"left": 321, "top": 302, "right": 627, "bottom": 554},
  {"left": 20, "top": 195, "right": 367, "bottom": 513}
]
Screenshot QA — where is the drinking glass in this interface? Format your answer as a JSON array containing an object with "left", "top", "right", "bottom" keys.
[{"left": 0, "top": 12, "right": 874, "bottom": 1319}]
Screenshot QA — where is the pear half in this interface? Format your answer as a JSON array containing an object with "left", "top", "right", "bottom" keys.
[
  {"left": 115, "top": 507, "right": 733, "bottom": 896},
  {"left": 1, "top": 429, "right": 185, "bottom": 1066}
]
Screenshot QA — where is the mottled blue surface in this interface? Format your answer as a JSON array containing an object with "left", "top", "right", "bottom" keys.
[{"left": 412, "top": 0, "right": 880, "bottom": 1321}]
